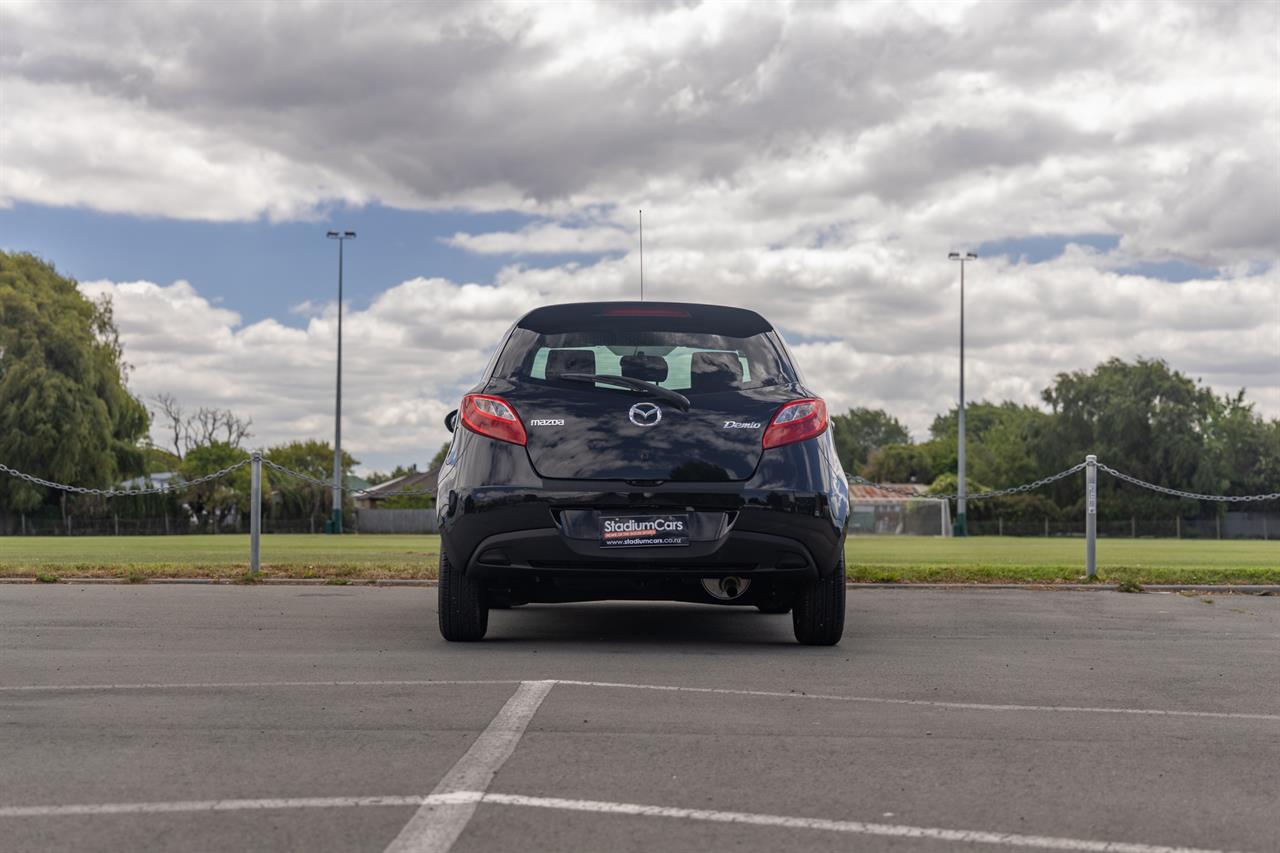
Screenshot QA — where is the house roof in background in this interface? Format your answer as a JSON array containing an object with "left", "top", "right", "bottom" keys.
[
  {"left": 360, "top": 465, "right": 438, "bottom": 497},
  {"left": 849, "top": 483, "right": 930, "bottom": 500}
]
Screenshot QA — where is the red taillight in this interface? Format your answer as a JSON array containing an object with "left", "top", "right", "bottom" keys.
[
  {"left": 762, "top": 398, "right": 828, "bottom": 449},
  {"left": 460, "top": 394, "right": 527, "bottom": 446}
]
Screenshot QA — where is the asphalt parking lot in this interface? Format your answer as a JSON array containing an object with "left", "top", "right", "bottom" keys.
[{"left": 1, "top": 585, "right": 1277, "bottom": 853}]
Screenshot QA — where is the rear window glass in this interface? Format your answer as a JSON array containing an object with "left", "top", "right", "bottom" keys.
[{"left": 493, "top": 327, "right": 796, "bottom": 395}]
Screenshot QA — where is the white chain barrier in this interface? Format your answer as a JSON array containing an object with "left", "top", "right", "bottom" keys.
[
  {"left": 0, "top": 459, "right": 434, "bottom": 499},
  {"left": 0, "top": 460, "right": 250, "bottom": 497},
  {"left": 847, "top": 462, "right": 1279, "bottom": 503},
  {"left": 847, "top": 463, "right": 1089, "bottom": 502},
  {"left": 1095, "top": 463, "right": 1280, "bottom": 503},
  {"left": 260, "top": 459, "right": 437, "bottom": 497},
  {"left": 2, "top": 453, "right": 1276, "bottom": 580},
  {"left": 2, "top": 458, "right": 1276, "bottom": 504}
]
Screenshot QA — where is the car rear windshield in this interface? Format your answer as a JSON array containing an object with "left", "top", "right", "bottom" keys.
[{"left": 492, "top": 316, "right": 797, "bottom": 395}]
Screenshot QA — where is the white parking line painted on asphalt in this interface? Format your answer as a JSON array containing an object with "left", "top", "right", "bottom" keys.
[
  {"left": 382, "top": 680, "right": 555, "bottom": 853},
  {"left": 0, "top": 679, "right": 521, "bottom": 693},
  {"left": 0, "top": 795, "right": 449, "bottom": 817},
  {"left": 479, "top": 793, "right": 1243, "bottom": 853},
  {"left": 0, "top": 792, "right": 1244, "bottom": 853},
  {"left": 5, "top": 677, "right": 1275, "bottom": 722},
  {"left": 553, "top": 680, "right": 1280, "bottom": 722}
]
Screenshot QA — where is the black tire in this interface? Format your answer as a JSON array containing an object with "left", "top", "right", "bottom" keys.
[
  {"left": 756, "top": 604, "right": 792, "bottom": 615},
  {"left": 438, "top": 549, "right": 488, "bottom": 641},
  {"left": 792, "top": 553, "right": 845, "bottom": 645}
]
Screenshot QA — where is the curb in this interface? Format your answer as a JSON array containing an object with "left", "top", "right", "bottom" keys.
[{"left": 2, "top": 578, "right": 1277, "bottom": 594}]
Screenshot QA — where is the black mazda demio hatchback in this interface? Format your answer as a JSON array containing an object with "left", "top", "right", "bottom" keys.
[{"left": 436, "top": 301, "right": 850, "bottom": 644}]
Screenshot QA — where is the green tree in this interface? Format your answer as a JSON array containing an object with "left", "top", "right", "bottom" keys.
[
  {"left": 862, "top": 443, "right": 939, "bottom": 483},
  {"left": 0, "top": 252, "right": 149, "bottom": 512},
  {"left": 929, "top": 402, "right": 1057, "bottom": 495},
  {"left": 179, "top": 442, "right": 250, "bottom": 530},
  {"left": 928, "top": 401, "right": 1019, "bottom": 443},
  {"left": 1197, "top": 392, "right": 1280, "bottom": 513},
  {"left": 265, "top": 439, "right": 359, "bottom": 520},
  {"left": 378, "top": 491, "right": 434, "bottom": 510},
  {"left": 366, "top": 463, "right": 419, "bottom": 486},
  {"left": 143, "top": 445, "right": 182, "bottom": 475},
  {"left": 1042, "top": 358, "right": 1219, "bottom": 518},
  {"left": 830, "top": 408, "right": 910, "bottom": 474}
]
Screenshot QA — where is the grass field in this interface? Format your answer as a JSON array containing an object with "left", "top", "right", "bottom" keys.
[{"left": 0, "top": 534, "right": 1276, "bottom": 585}]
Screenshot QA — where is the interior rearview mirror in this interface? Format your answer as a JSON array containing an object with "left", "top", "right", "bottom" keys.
[{"left": 444, "top": 409, "right": 458, "bottom": 433}]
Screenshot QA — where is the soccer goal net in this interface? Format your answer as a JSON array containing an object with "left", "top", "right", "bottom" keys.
[{"left": 849, "top": 497, "right": 952, "bottom": 537}]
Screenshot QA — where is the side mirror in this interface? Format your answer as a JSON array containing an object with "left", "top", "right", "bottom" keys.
[{"left": 444, "top": 409, "right": 459, "bottom": 433}]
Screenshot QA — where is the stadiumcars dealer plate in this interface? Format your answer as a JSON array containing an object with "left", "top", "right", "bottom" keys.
[{"left": 599, "top": 514, "right": 690, "bottom": 548}]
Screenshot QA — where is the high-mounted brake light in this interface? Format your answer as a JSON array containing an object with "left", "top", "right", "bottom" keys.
[
  {"left": 598, "top": 308, "right": 691, "bottom": 318},
  {"left": 762, "top": 398, "right": 828, "bottom": 449},
  {"left": 460, "top": 394, "right": 527, "bottom": 446}
]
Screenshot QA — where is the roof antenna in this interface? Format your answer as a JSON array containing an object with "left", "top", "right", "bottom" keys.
[{"left": 639, "top": 209, "right": 644, "bottom": 301}]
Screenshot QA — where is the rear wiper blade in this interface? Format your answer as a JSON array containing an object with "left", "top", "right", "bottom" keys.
[{"left": 559, "top": 373, "right": 691, "bottom": 411}]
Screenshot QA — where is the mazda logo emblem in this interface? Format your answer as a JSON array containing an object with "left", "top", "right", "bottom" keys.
[{"left": 628, "top": 402, "right": 662, "bottom": 427}]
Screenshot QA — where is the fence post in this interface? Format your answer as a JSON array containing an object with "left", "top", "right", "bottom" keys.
[
  {"left": 1085, "top": 455, "right": 1097, "bottom": 580},
  {"left": 250, "top": 451, "right": 262, "bottom": 575}
]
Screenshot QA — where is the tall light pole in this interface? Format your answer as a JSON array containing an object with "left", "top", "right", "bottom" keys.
[
  {"left": 326, "top": 230, "right": 356, "bottom": 534},
  {"left": 948, "top": 251, "right": 977, "bottom": 537}
]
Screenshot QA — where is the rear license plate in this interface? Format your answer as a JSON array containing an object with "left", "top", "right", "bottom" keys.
[{"left": 600, "top": 514, "right": 690, "bottom": 548}]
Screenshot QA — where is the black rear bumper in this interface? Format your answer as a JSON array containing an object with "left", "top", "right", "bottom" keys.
[
  {"left": 464, "top": 525, "right": 819, "bottom": 606},
  {"left": 436, "top": 428, "right": 850, "bottom": 602},
  {"left": 466, "top": 526, "right": 820, "bottom": 579}
]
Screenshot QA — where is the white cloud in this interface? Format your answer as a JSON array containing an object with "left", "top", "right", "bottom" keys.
[
  {"left": 3, "top": 1, "right": 1275, "bottom": 266},
  {"left": 79, "top": 245, "right": 1279, "bottom": 475},
  {"left": 3, "top": 0, "right": 1276, "bottom": 467},
  {"left": 76, "top": 276, "right": 520, "bottom": 471},
  {"left": 445, "top": 223, "right": 632, "bottom": 255}
]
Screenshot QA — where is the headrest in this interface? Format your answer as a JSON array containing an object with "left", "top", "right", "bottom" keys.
[
  {"left": 546, "top": 349, "right": 597, "bottom": 378},
  {"left": 690, "top": 351, "right": 743, "bottom": 393},
  {"left": 620, "top": 354, "right": 668, "bottom": 383}
]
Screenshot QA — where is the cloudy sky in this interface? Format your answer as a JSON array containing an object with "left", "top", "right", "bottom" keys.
[{"left": 2, "top": 0, "right": 1277, "bottom": 474}]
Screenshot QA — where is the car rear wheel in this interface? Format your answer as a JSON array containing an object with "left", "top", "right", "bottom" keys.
[
  {"left": 438, "top": 550, "right": 488, "bottom": 641},
  {"left": 792, "top": 553, "right": 845, "bottom": 645}
]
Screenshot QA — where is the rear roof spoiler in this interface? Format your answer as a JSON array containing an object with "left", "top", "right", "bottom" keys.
[{"left": 516, "top": 301, "right": 773, "bottom": 337}]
